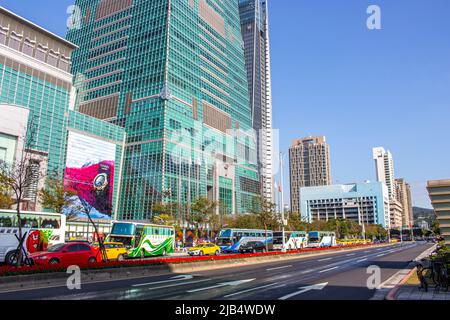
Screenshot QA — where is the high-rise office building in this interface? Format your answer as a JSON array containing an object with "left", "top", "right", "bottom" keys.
[
  {"left": 427, "top": 179, "right": 450, "bottom": 247},
  {"left": 372, "top": 147, "right": 407, "bottom": 228},
  {"left": 0, "top": 6, "right": 125, "bottom": 214},
  {"left": 238, "top": 0, "right": 273, "bottom": 202},
  {"left": 373, "top": 147, "right": 395, "bottom": 199},
  {"left": 67, "top": 0, "right": 260, "bottom": 220},
  {"left": 395, "top": 178, "right": 413, "bottom": 227},
  {"left": 289, "top": 136, "right": 332, "bottom": 214}
]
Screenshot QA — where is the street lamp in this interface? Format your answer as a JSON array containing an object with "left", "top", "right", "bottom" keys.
[{"left": 279, "top": 152, "right": 286, "bottom": 253}]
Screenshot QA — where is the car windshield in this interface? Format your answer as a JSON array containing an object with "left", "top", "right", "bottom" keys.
[{"left": 46, "top": 243, "right": 66, "bottom": 252}]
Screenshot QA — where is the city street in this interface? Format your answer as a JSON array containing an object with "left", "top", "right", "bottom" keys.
[{"left": 0, "top": 242, "right": 432, "bottom": 300}]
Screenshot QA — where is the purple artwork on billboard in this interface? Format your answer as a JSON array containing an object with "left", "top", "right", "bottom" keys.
[{"left": 64, "top": 132, "right": 116, "bottom": 219}]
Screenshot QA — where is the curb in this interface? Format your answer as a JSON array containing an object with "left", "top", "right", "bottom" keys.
[
  {"left": 384, "top": 244, "right": 437, "bottom": 300},
  {"left": 385, "top": 267, "right": 417, "bottom": 300}
]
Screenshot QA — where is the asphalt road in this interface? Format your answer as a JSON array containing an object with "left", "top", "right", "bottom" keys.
[{"left": 0, "top": 242, "right": 432, "bottom": 300}]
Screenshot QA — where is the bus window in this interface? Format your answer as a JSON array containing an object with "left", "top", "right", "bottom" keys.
[
  {"left": 219, "top": 229, "right": 232, "bottom": 238},
  {"left": 20, "top": 215, "right": 38, "bottom": 228},
  {"left": 0, "top": 215, "right": 13, "bottom": 227},
  {"left": 41, "top": 218, "right": 60, "bottom": 229}
]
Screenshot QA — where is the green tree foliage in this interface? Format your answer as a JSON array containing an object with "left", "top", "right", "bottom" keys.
[
  {"left": 38, "top": 177, "right": 78, "bottom": 219},
  {"left": 189, "top": 197, "right": 218, "bottom": 237},
  {"left": 251, "top": 198, "right": 278, "bottom": 251},
  {"left": 432, "top": 220, "right": 441, "bottom": 235},
  {"left": 287, "top": 214, "right": 309, "bottom": 232},
  {"left": 0, "top": 183, "right": 13, "bottom": 209},
  {"left": 152, "top": 202, "right": 177, "bottom": 226}
]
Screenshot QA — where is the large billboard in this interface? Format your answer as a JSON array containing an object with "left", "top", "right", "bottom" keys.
[{"left": 64, "top": 131, "right": 116, "bottom": 219}]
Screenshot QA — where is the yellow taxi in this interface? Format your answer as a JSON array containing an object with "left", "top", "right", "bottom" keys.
[
  {"left": 95, "top": 242, "right": 128, "bottom": 261},
  {"left": 188, "top": 243, "right": 221, "bottom": 256}
]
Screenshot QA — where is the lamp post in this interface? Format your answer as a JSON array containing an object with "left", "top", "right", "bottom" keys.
[{"left": 280, "top": 152, "right": 286, "bottom": 253}]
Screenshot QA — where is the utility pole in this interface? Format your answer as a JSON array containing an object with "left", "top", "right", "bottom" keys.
[{"left": 280, "top": 152, "right": 286, "bottom": 253}]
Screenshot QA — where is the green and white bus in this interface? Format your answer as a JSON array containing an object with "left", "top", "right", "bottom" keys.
[{"left": 107, "top": 221, "right": 175, "bottom": 258}]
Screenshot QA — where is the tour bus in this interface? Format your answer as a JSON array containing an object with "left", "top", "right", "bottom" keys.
[
  {"left": 0, "top": 210, "right": 66, "bottom": 265},
  {"left": 273, "top": 231, "right": 308, "bottom": 251},
  {"left": 107, "top": 221, "right": 175, "bottom": 258},
  {"left": 307, "top": 231, "right": 337, "bottom": 248},
  {"left": 217, "top": 228, "right": 273, "bottom": 253}
]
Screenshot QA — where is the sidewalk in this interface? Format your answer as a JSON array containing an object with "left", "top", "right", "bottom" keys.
[
  {"left": 396, "top": 284, "right": 450, "bottom": 300},
  {"left": 388, "top": 244, "right": 450, "bottom": 300}
]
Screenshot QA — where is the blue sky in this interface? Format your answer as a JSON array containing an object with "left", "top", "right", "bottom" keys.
[{"left": 1, "top": 0, "right": 449, "bottom": 208}]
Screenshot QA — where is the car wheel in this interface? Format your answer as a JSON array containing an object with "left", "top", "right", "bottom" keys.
[
  {"left": 49, "top": 258, "right": 60, "bottom": 266},
  {"left": 215, "top": 250, "right": 220, "bottom": 256},
  {"left": 162, "top": 248, "right": 167, "bottom": 256},
  {"left": 117, "top": 254, "right": 125, "bottom": 262},
  {"left": 252, "top": 249, "right": 256, "bottom": 254},
  {"left": 88, "top": 257, "right": 97, "bottom": 264},
  {"left": 5, "top": 250, "right": 20, "bottom": 266},
  {"left": 199, "top": 251, "right": 204, "bottom": 256},
  {"left": 141, "top": 249, "right": 146, "bottom": 259}
]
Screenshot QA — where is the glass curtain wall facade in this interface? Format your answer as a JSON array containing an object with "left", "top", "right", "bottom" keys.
[
  {"left": 238, "top": 0, "right": 273, "bottom": 202},
  {"left": 0, "top": 6, "right": 125, "bottom": 212},
  {"left": 67, "top": 0, "right": 260, "bottom": 220}
]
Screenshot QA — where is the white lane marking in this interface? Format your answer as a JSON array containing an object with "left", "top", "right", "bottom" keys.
[
  {"left": 301, "top": 269, "right": 314, "bottom": 274},
  {"left": 346, "top": 253, "right": 356, "bottom": 256},
  {"left": 318, "top": 257, "right": 332, "bottom": 262},
  {"left": 319, "top": 266, "right": 339, "bottom": 273},
  {"left": 279, "top": 282, "right": 328, "bottom": 300},
  {"left": 357, "top": 258, "right": 368, "bottom": 263},
  {"left": 132, "top": 275, "right": 194, "bottom": 287},
  {"left": 266, "top": 265, "right": 293, "bottom": 271},
  {"left": 224, "top": 282, "right": 283, "bottom": 298},
  {"left": 376, "top": 254, "right": 386, "bottom": 257},
  {"left": 187, "top": 279, "right": 255, "bottom": 293},
  {"left": 131, "top": 279, "right": 212, "bottom": 292}
]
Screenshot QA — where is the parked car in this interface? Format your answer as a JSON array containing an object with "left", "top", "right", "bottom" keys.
[
  {"left": 29, "top": 242, "right": 100, "bottom": 266},
  {"left": 239, "top": 241, "right": 267, "bottom": 254},
  {"left": 188, "top": 243, "right": 221, "bottom": 256},
  {"left": 94, "top": 242, "right": 128, "bottom": 261}
]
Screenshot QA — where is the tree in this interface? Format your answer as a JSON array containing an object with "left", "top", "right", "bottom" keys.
[
  {"left": 189, "top": 197, "right": 218, "bottom": 240},
  {"left": 287, "top": 214, "right": 309, "bottom": 232},
  {"left": 0, "top": 184, "right": 13, "bottom": 209},
  {"left": 38, "top": 173, "right": 78, "bottom": 220},
  {"left": 152, "top": 202, "right": 176, "bottom": 226},
  {"left": 77, "top": 189, "right": 108, "bottom": 262},
  {"left": 251, "top": 198, "right": 278, "bottom": 251},
  {"left": 0, "top": 119, "right": 42, "bottom": 266},
  {"left": 432, "top": 220, "right": 440, "bottom": 235},
  {"left": 231, "top": 214, "right": 261, "bottom": 229}
]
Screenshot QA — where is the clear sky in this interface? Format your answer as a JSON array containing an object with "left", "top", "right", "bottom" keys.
[{"left": 1, "top": 0, "right": 449, "bottom": 209}]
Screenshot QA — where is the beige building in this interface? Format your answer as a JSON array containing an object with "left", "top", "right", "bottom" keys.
[
  {"left": 389, "top": 198, "right": 403, "bottom": 229},
  {"left": 289, "top": 136, "right": 332, "bottom": 213},
  {"left": 395, "top": 178, "right": 413, "bottom": 227},
  {"left": 427, "top": 179, "right": 450, "bottom": 247}
]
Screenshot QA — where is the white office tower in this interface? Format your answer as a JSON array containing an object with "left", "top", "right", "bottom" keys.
[{"left": 373, "top": 147, "right": 396, "bottom": 199}]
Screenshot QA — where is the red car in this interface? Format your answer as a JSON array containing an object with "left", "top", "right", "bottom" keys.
[{"left": 30, "top": 242, "right": 101, "bottom": 267}]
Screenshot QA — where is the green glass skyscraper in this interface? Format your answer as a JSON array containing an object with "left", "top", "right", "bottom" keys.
[{"left": 67, "top": 0, "right": 260, "bottom": 220}]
